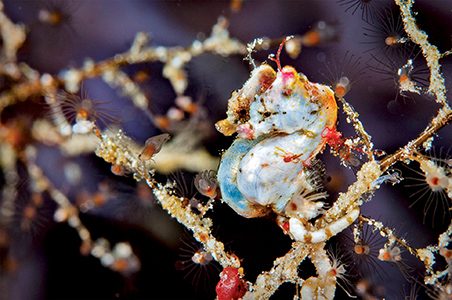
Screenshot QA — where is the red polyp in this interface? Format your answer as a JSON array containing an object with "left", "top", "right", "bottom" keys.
[
  {"left": 282, "top": 221, "right": 290, "bottom": 233},
  {"left": 281, "top": 68, "right": 295, "bottom": 78},
  {"left": 216, "top": 267, "right": 247, "bottom": 300},
  {"left": 322, "top": 126, "right": 344, "bottom": 149},
  {"left": 283, "top": 156, "right": 292, "bottom": 163},
  {"left": 430, "top": 177, "right": 439, "bottom": 186}
]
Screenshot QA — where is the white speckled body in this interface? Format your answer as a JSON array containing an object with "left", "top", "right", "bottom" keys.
[
  {"left": 237, "top": 132, "right": 320, "bottom": 211},
  {"left": 216, "top": 65, "right": 337, "bottom": 218},
  {"left": 248, "top": 71, "right": 324, "bottom": 138}
]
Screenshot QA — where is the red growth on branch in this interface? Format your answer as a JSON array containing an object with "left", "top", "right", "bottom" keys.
[{"left": 216, "top": 267, "right": 247, "bottom": 300}]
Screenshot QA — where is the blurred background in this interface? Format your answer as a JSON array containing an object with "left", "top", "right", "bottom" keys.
[{"left": 1, "top": 0, "right": 451, "bottom": 299}]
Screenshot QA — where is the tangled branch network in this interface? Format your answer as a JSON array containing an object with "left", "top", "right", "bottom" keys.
[{"left": 0, "top": 0, "right": 451, "bottom": 299}]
